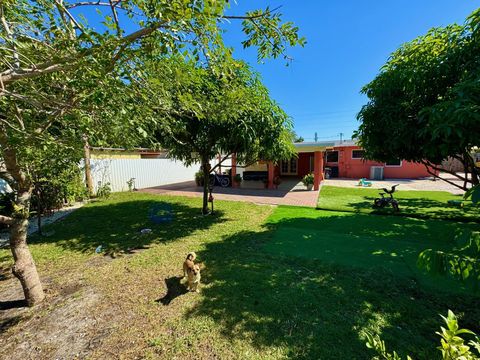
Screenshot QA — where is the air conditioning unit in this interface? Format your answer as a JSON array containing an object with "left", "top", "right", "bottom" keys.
[{"left": 370, "top": 166, "right": 384, "bottom": 180}]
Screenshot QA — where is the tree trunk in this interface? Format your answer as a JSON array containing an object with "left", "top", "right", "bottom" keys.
[
  {"left": 10, "top": 188, "right": 45, "bottom": 306},
  {"left": 202, "top": 160, "right": 210, "bottom": 215},
  {"left": 83, "top": 135, "right": 94, "bottom": 197},
  {"left": 0, "top": 130, "right": 45, "bottom": 306}
]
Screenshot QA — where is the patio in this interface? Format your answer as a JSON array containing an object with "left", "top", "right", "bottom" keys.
[{"left": 140, "top": 179, "right": 320, "bottom": 207}]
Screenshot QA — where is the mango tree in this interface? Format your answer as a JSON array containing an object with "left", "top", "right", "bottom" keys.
[
  {"left": 0, "top": 0, "right": 304, "bottom": 305},
  {"left": 355, "top": 9, "right": 480, "bottom": 191},
  {"left": 145, "top": 58, "right": 295, "bottom": 214}
]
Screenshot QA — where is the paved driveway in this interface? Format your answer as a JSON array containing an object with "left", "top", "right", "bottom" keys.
[
  {"left": 141, "top": 180, "right": 320, "bottom": 207},
  {"left": 324, "top": 172, "right": 466, "bottom": 194}
]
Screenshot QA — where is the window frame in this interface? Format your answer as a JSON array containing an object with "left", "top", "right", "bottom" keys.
[
  {"left": 325, "top": 150, "right": 339, "bottom": 163},
  {"left": 351, "top": 149, "right": 365, "bottom": 160},
  {"left": 384, "top": 159, "right": 402, "bottom": 167}
]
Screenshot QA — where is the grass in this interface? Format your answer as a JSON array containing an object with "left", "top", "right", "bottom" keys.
[
  {"left": 317, "top": 185, "right": 477, "bottom": 221},
  {"left": 0, "top": 192, "right": 479, "bottom": 359}
]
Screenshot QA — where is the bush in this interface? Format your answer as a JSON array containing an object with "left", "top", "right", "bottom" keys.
[
  {"left": 366, "top": 310, "right": 480, "bottom": 360},
  {"left": 96, "top": 182, "right": 112, "bottom": 199},
  {"left": 31, "top": 166, "right": 88, "bottom": 215},
  {"left": 233, "top": 174, "right": 242, "bottom": 183},
  {"left": 302, "top": 173, "right": 314, "bottom": 186}
]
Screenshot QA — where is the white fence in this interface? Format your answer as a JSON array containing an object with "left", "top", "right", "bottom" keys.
[
  {"left": 0, "top": 155, "right": 238, "bottom": 195},
  {"left": 90, "top": 158, "right": 199, "bottom": 192}
]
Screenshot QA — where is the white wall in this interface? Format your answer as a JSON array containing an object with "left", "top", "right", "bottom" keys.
[
  {"left": 211, "top": 155, "right": 245, "bottom": 177},
  {"left": 90, "top": 158, "right": 199, "bottom": 192}
]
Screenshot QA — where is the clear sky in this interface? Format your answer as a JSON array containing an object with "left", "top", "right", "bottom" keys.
[{"left": 221, "top": 1, "right": 479, "bottom": 142}]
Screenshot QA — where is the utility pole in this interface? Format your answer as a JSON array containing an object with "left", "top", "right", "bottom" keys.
[{"left": 314, "top": 132, "right": 318, "bottom": 142}]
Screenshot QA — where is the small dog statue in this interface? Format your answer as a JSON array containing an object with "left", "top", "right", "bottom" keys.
[{"left": 183, "top": 252, "right": 201, "bottom": 292}]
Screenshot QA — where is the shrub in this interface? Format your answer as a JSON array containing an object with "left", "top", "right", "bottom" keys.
[
  {"left": 366, "top": 310, "right": 480, "bottom": 360},
  {"left": 31, "top": 166, "right": 88, "bottom": 215},
  {"left": 233, "top": 174, "right": 242, "bottom": 183},
  {"left": 302, "top": 173, "right": 314, "bottom": 186},
  {"left": 96, "top": 182, "right": 112, "bottom": 199},
  {"left": 127, "top": 178, "right": 136, "bottom": 192}
]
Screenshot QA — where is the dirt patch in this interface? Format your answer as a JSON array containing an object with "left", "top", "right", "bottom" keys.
[{"left": 0, "top": 282, "right": 117, "bottom": 360}]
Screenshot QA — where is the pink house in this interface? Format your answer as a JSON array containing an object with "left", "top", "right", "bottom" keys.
[{"left": 236, "top": 140, "right": 434, "bottom": 191}]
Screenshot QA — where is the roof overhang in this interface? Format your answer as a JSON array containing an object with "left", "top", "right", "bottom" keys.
[{"left": 293, "top": 141, "right": 336, "bottom": 153}]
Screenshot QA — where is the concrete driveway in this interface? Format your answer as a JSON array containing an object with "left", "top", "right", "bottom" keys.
[
  {"left": 324, "top": 172, "right": 467, "bottom": 194},
  {"left": 141, "top": 180, "right": 320, "bottom": 207}
]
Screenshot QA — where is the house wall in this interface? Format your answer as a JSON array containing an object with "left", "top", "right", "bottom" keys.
[
  {"left": 297, "top": 153, "right": 313, "bottom": 177},
  {"left": 334, "top": 145, "right": 432, "bottom": 179}
]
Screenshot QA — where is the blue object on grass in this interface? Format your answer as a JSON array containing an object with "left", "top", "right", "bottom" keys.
[
  {"left": 95, "top": 245, "right": 103, "bottom": 253},
  {"left": 149, "top": 203, "right": 174, "bottom": 224},
  {"left": 358, "top": 178, "right": 372, "bottom": 187}
]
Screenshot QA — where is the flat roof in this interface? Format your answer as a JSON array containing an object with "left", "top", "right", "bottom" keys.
[
  {"left": 293, "top": 140, "right": 358, "bottom": 152},
  {"left": 293, "top": 141, "right": 335, "bottom": 153}
]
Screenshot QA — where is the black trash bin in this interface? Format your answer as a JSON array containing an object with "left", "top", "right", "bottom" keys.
[{"left": 330, "top": 166, "right": 339, "bottom": 178}]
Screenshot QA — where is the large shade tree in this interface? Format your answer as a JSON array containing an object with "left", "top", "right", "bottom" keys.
[
  {"left": 355, "top": 9, "right": 480, "bottom": 191},
  {"left": 145, "top": 58, "right": 295, "bottom": 214},
  {"left": 0, "top": 1, "right": 305, "bottom": 305}
]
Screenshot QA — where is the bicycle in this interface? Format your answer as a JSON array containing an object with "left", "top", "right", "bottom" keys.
[
  {"left": 373, "top": 184, "right": 400, "bottom": 211},
  {"left": 208, "top": 173, "right": 230, "bottom": 188}
]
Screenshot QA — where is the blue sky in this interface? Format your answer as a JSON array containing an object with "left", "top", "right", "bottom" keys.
[{"left": 221, "top": 1, "right": 479, "bottom": 142}]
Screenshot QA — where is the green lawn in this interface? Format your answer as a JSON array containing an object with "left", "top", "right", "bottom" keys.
[
  {"left": 1, "top": 193, "right": 479, "bottom": 359},
  {"left": 317, "top": 185, "right": 477, "bottom": 221}
]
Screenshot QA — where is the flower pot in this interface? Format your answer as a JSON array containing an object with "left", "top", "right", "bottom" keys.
[{"left": 306, "top": 183, "right": 314, "bottom": 191}]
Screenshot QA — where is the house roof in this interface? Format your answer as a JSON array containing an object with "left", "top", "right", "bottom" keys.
[
  {"left": 293, "top": 140, "right": 358, "bottom": 153},
  {"left": 293, "top": 141, "right": 335, "bottom": 153}
]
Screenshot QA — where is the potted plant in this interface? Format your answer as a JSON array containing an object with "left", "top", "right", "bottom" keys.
[
  {"left": 302, "top": 173, "right": 314, "bottom": 190},
  {"left": 233, "top": 174, "right": 242, "bottom": 185}
]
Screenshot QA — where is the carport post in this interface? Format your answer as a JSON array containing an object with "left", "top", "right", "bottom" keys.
[
  {"left": 231, "top": 153, "right": 238, "bottom": 188},
  {"left": 268, "top": 162, "right": 275, "bottom": 189},
  {"left": 314, "top": 151, "right": 324, "bottom": 190}
]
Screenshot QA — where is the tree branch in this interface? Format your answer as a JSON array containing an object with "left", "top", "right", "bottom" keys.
[
  {"left": 0, "top": 21, "right": 167, "bottom": 85},
  {"left": 210, "top": 153, "right": 233, "bottom": 173},
  {"left": 222, "top": 6, "right": 282, "bottom": 20},
  {"left": 421, "top": 161, "right": 467, "bottom": 191}
]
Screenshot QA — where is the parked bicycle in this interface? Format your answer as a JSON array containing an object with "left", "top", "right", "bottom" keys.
[
  {"left": 373, "top": 184, "right": 400, "bottom": 211},
  {"left": 209, "top": 173, "right": 230, "bottom": 188}
]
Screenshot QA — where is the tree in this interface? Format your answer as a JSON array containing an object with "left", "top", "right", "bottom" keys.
[
  {"left": 292, "top": 132, "right": 304, "bottom": 143},
  {"left": 355, "top": 9, "right": 480, "bottom": 191},
  {"left": 0, "top": 1, "right": 304, "bottom": 305},
  {"left": 146, "top": 58, "right": 295, "bottom": 214}
]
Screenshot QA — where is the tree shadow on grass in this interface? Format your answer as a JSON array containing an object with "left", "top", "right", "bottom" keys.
[
  {"left": 28, "top": 199, "right": 225, "bottom": 254},
  {"left": 186, "top": 214, "right": 480, "bottom": 359},
  {"left": 342, "top": 196, "right": 478, "bottom": 222}
]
